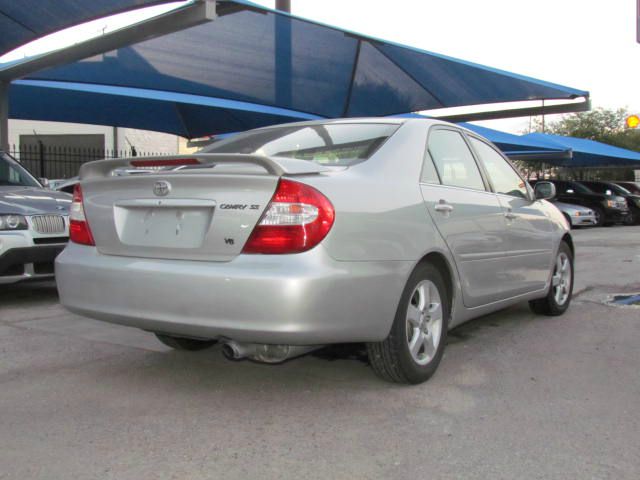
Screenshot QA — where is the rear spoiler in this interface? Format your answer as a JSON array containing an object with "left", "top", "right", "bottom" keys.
[{"left": 79, "top": 154, "right": 333, "bottom": 180}]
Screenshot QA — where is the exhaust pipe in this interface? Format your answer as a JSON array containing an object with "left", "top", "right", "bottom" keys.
[
  {"left": 221, "top": 341, "right": 250, "bottom": 361},
  {"left": 221, "top": 341, "right": 322, "bottom": 363}
]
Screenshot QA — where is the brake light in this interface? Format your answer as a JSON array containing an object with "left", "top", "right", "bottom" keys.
[
  {"left": 242, "top": 179, "right": 335, "bottom": 254},
  {"left": 69, "top": 184, "right": 95, "bottom": 246},
  {"left": 129, "top": 158, "right": 200, "bottom": 168}
]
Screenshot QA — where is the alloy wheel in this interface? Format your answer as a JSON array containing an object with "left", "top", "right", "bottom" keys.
[
  {"left": 406, "top": 280, "right": 443, "bottom": 366},
  {"left": 551, "top": 252, "right": 572, "bottom": 306}
]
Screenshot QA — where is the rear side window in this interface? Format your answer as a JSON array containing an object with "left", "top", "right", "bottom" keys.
[
  {"left": 203, "top": 123, "right": 399, "bottom": 166},
  {"left": 428, "top": 129, "right": 485, "bottom": 191},
  {"left": 469, "top": 137, "right": 528, "bottom": 199}
]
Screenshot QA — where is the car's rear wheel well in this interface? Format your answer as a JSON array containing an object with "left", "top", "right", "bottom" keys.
[
  {"left": 561, "top": 233, "right": 574, "bottom": 256},
  {"left": 416, "top": 252, "right": 454, "bottom": 314}
]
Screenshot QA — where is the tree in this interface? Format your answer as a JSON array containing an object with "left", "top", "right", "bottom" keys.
[
  {"left": 530, "top": 107, "right": 640, "bottom": 152},
  {"left": 526, "top": 108, "right": 640, "bottom": 181}
]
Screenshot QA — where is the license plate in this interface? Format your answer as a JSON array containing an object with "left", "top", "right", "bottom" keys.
[{"left": 114, "top": 199, "right": 215, "bottom": 249}]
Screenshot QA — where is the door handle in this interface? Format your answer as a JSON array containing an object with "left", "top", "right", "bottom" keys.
[{"left": 434, "top": 201, "right": 454, "bottom": 213}]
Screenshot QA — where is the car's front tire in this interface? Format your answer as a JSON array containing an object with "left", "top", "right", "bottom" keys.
[
  {"left": 367, "top": 263, "right": 449, "bottom": 384},
  {"left": 155, "top": 333, "right": 217, "bottom": 351},
  {"left": 593, "top": 207, "right": 605, "bottom": 227},
  {"left": 529, "top": 241, "right": 574, "bottom": 316}
]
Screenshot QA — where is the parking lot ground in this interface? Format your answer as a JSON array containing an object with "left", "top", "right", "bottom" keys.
[{"left": 1, "top": 226, "right": 639, "bottom": 480}]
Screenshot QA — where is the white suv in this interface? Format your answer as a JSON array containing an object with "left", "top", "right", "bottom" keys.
[{"left": 0, "top": 152, "right": 71, "bottom": 284}]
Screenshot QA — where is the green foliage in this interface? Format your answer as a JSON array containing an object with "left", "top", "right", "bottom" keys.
[
  {"left": 525, "top": 107, "right": 640, "bottom": 181},
  {"left": 531, "top": 107, "right": 640, "bottom": 152}
]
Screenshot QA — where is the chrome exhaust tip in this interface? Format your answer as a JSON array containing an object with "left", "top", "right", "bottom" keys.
[
  {"left": 221, "top": 341, "right": 322, "bottom": 363},
  {"left": 221, "top": 341, "right": 246, "bottom": 361}
]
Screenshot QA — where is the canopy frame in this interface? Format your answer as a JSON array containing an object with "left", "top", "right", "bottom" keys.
[{"left": 0, "top": 0, "right": 216, "bottom": 150}]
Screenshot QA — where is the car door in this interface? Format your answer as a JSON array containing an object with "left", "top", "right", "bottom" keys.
[
  {"left": 420, "top": 126, "right": 511, "bottom": 308},
  {"left": 467, "top": 135, "right": 553, "bottom": 296}
]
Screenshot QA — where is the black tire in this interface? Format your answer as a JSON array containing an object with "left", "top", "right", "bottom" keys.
[
  {"left": 529, "top": 241, "right": 574, "bottom": 316},
  {"left": 592, "top": 207, "right": 605, "bottom": 227},
  {"left": 367, "top": 263, "right": 449, "bottom": 384},
  {"left": 562, "top": 213, "right": 573, "bottom": 229},
  {"left": 623, "top": 212, "right": 635, "bottom": 226},
  {"left": 155, "top": 333, "right": 217, "bottom": 351}
]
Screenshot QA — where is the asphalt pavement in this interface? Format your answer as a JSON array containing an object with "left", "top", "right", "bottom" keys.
[{"left": 1, "top": 226, "right": 639, "bottom": 479}]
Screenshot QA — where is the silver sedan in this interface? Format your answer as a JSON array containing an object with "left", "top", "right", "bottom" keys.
[
  {"left": 56, "top": 118, "right": 574, "bottom": 384},
  {"left": 552, "top": 201, "right": 597, "bottom": 228}
]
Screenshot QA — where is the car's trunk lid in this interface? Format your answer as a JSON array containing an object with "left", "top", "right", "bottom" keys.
[{"left": 79, "top": 154, "right": 332, "bottom": 262}]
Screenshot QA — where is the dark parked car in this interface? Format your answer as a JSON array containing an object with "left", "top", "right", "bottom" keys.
[
  {"left": 578, "top": 181, "right": 639, "bottom": 225},
  {"left": 615, "top": 181, "right": 640, "bottom": 195},
  {"left": 531, "top": 179, "right": 628, "bottom": 226}
]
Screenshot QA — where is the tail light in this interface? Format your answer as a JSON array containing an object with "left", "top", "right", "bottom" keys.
[
  {"left": 129, "top": 158, "right": 200, "bottom": 168},
  {"left": 69, "top": 184, "right": 95, "bottom": 246},
  {"left": 242, "top": 179, "right": 335, "bottom": 254}
]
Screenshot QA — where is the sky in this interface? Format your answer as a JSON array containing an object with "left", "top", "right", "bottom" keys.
[
  {"left": 271, "top": 0, "right": 640, "bottom": 133},
  {"left": 1, "top": 0, "right": 638, "bottom": 134}
]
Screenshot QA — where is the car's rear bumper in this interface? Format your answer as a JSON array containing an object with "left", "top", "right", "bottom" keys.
[{"left": 56, "top": 243, "right": 412, "bottom": 345}]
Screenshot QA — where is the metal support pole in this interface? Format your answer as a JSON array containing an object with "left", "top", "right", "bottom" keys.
[
  {"left": 275, "top": 1, "right": 292, "bottom": 108},
  {"left": 0, "top": 81, "right": 8, "bottom": 152},
  {"left": 276, "top": 0, "right": 291, "bottom": 13}
]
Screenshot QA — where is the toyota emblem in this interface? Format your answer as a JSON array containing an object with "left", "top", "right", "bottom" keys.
[{"left": 153, "top": 180, "right": 171, "bottom": 197}]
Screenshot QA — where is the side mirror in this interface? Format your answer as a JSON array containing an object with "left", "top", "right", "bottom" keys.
[
  {"left": 534, "top": 181, "right": 556, "bottom": 200},
  {"left": 39, "top": 177, "right": 50, "bottom": 188}
]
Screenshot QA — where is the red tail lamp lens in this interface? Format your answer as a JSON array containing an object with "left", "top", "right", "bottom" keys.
[
  {"left": 242, "top": 179, "right": 335, "bottom": 254},
  {"left": 69, "top": 184, "right": 95, "bottom": 246}
]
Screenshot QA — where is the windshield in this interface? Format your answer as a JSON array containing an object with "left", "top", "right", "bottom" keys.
[
  {"left": 610, "top": 184, "right": 631, "bottom": 195},
  {"left": 583, "top": 182, "right": 628, "bottom": 196},
  {"left": 0, "top": 152, "right": 41, "bottom": 188},
  {"left": 202, "top": 123, "right": 399, "bottom": 166}
]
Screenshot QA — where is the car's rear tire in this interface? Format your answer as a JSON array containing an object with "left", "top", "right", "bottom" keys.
[
  {"left": 367, "top": 263, "right": 449, "bottom": 384},
  {"left": 155, "top": 333, "right": 217, "bottom": 351},
  {"left": 529, "top": 241, "right": 573, "bottom": 316}
]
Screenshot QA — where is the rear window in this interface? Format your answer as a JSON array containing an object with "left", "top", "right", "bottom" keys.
[{"left": 202, "top": 123, "right": 399, "bottom": 166}]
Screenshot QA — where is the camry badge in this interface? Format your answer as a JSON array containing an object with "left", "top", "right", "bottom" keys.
[{"left": 153, "top": 180, "right": 171, "bottom": 197}]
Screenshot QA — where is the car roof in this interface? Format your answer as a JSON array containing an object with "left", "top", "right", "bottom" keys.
[{"left": 242, "top": 116, "right": 452, "bottom": 133}]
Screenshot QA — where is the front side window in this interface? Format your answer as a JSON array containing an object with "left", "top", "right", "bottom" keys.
[
  {"left": 0, "top": 153, "right": 40, "bottom": 188},
  {"left": 469, "top": 137, "right": 528, "bottom": 199},
  {"left": 427, "top": 129, "right": 485, "bottom": 191},
  {"left": 203, "top": 123, "right": 399, "bottom": 166}
]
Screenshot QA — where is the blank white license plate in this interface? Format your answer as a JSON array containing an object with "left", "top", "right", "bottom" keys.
[{"left": 114, "top": 200, "right": 215, "bottom": 249}]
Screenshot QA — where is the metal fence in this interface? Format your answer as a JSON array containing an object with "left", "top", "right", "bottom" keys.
[{"left": 7, "top": 144, "right": 169, "bottom": 180}]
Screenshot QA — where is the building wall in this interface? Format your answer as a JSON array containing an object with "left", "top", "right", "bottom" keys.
[{"left": 8, "top": 120, "right": 180, "bottom": 154}]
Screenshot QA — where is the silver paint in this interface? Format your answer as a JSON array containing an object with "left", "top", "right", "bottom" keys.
[{"left": 56, "top": 118, "right": 571, "bottom": 345}]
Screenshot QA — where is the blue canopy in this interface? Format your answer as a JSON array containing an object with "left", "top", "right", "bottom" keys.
[
  {"left": 0, "top": 0, "right": 176, "bottom": 56},
  {"left": 395, "top": 114, "right": 568, "bottom": 158},
  {"left": 11, "top": 0, "right": 587, "bottom": 134},
  {"left": 521, "top": 133, "right": 640, "bottom": 167},
  {"left": 10, "top": 79, "right": 319, "bottom": 137},
  {"left": 459, "top": 123, "right": 567, "bottom": 157}
]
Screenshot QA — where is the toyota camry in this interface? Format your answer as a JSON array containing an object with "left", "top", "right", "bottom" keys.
[{"left": 56, "top": 118, "right": 574, "bottom": 384}]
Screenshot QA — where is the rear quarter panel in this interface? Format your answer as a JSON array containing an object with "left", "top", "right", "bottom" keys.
[{"left": 302, "top": 121, "right": 449, "bottom": 263}]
